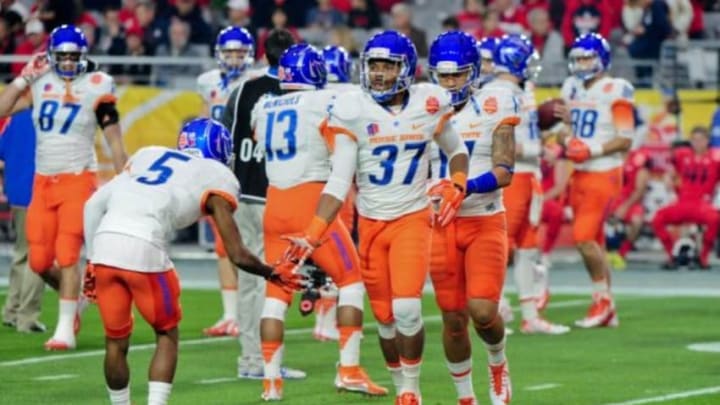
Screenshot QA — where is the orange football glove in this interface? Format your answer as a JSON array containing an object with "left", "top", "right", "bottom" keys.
[
  {"left": 82, "top": 261, "right": 97, "bottom": 304},
  {"left": 565, "top": 138, "right": 591, "bottom": 163},
  {"left": 281, "top": 216, "right": 328, "bottom": 262},
  {"left": 428, "top": 179, "right": 465, "bottom": 227},
  {"left": 268, "top": 258, "right": 311, "bottom": 294}
]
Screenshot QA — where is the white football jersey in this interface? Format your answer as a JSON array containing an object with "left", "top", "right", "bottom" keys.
[
  {"left": 328, "top": 83, "right": 461, "bottom": 221},
  {"left": 561, "top": 75, "right": 635, "bottom": 171},
  {"left": 251, "top": 89, "right": 336, "bottom": 188},
  {"left": 515, "top": 81, "right": 541, "bottom": 175},
  {"left": 87, "top": 146, "right": 239, "bottom": 272},
  {"left": 430, "top": 80, "right": 521, "bottom": 217},
  {"left": 197, "top": 68, "right": 251, "bottom": 121},
  {"left": 30, "top": 71, "right": 115, "bottom": 175}
]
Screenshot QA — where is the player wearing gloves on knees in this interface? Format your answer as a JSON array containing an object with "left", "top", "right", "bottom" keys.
[
  {"left": 426, "top": 31, "right": 521, "bottom": 405},
  {"left": 251, "top": 44, "right": 387, "bottom": 401},
  {"left": 0, "top": 25, "right": 127, "bottom": 351},
  {"left": 282, "top": 31, "right": 469, "bottom": 405},
  {"left": 555, "top": 33, "right": 635, "bottom": 328},
  {"left": 84, "top": 118, "right": 306, "bottom": 405}
]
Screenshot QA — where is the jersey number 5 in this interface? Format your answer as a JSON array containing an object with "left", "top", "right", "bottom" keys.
[
  {"left": 38, "top": 100, "right": 81, "bottom": 134},
  {"left": 137, "top": 151, "right": 191, "bottom": 185},
  {"left": 369, "top": 142, "right": 427, "bottom": 186}
]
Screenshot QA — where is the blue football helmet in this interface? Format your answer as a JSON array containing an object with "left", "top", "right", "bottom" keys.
[
  {"left": 493, "top": 34, "right": 540, "bottom": 81},
  {"left": 215, "top": 26, "right": 255, "bottom": 81},
  {"left": 47, "top": 25, "right": 88, "bottom": 80},
  {"left": 323, "top": 45, "right": 353, "bottom": 83},
  {"left": 278, "top": 43, "right": 327, "bottom": 90},
  {"left": 568, "top": 33, "right": 611, "bottom": 81},
  {"left": 428, "top": 31, "right": 479, "bottom": 106},
  {"left": 360, "top": 30, "right": 417, "bottom": 103},
  {"left": 476, "top": 36, "right": 500, "bottom": 86},
  {"left": 177, "top": 118, "right": 233, "bottom": 166}
]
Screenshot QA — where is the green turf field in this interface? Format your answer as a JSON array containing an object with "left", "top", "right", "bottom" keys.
[{"left": 1, "top": 290, "right": 719, "bottom": 405}]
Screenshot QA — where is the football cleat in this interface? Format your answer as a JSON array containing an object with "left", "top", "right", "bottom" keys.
[
  {"left": 395, "top": 392, "right": 422, "bottom": 405},
  {"left": 335, "top": 365, "right": 388, "bottom": 396},
  {"left": 203, "top": 319, "right": 239, "bottom": 337},
  {"left": 488, "top": 362, "right": 511, "bottom": 405},
  {"left": 574, "top": 293, "right": 618, "bottom": 328},
  {"left": 261, "top": 378, "right": 283, "bottom": 401},
  {"left": 520, "top": 317, "right": 570, "bottom": 335},
  {"left": 44, "top": 337, "right": 76, "bottom": 351}
]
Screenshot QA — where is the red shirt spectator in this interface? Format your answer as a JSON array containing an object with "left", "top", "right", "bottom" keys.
[
  {"left": 256, "top": 8, "right": 301, "bottom": 60},
  {"left": 492, "top": 0, "right": 529, "bottom": 34},
  {"left": 524, "top": 0, "right": 549, "bottom": 13},
  {"left": 473, "top": 10, "right": 505, "bottom": 39},
  {"left": 672, "top": 146, "right": 720, "bottom": 201},
  {"left": 331, "top": 0, "right": 352, "bottom": 13},
  {"left": 621, "top": 149, "right": 652, "bottom": 199},
  {"left": 689, "top": 0, "right": 705, "bottom": 38},
  {"left": 11, "top": 19, "right": 47, "bottom": 76},
  {"left": 561, "top": 0, "right": 615, "bottom": 46}
]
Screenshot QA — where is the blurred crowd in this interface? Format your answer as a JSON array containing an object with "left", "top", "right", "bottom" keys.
[{"left": 1, "top": 0, "right": 720, "bottom": 85}]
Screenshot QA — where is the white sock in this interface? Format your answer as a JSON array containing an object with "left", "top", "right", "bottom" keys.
[
  {"left": 592, "top": 279, "right": 610, "bottom": 296},
  {"left": 387, "top": 363, "right": 404, "bottom": 395},
  {"left": 147, "top": 381, "right": 172, "bottom": 405},
  {"left": 520, "top": 299, "right": 538, "bottom": 321},
  {"left": 338, "top": 326, "right": 362, "bottom": 367},
  {"left": 400, "top": 357, "right": 421, "bottom": 395},
  {"left": 107, "top": 386, "right": 130, "bottom": 405},
  {"left": 221, "top": 288, "right": 238, "bottom": 321},
  {"left": 447, "top": 358, "right": 475, "bottom": 400},
  {"left": 262, "top": 342, "right": 284, "bottom": 379},
  {"left": 485, "top": 337, "right": 506, "bottom": 366},
  {"left": 514, "top": 249, "right": 539, "bottom": 300},
  {"left": 54, "top": 298, "right": 77, "bottom": 340}
]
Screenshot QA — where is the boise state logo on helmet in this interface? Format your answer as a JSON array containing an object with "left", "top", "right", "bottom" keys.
[
  {"left": 178, "top": 118, "right": 233, "bottom": 166},
  {"left": 323, "top": 45, "right": 353, "bottom": 83},
  {"left": 215, "top": 26, "right": 255, "bottom": 81},
  {"left": 360, "top": 30, "right": 417, "bottom": 103},
  {"left": 279, "top": 43, "right": 327, "bottom": 90},
  {"left": 48, "top": 24, "right": 89, "bottom": 80},
  {"left": 428, "top": 31, "right": 479, "bottom": 106},
  {"left": 493, "top": 34, "right": 540, "bottom": 81},
  {"left": 568, "top": 33, "right": 611, "bottom": 81}
]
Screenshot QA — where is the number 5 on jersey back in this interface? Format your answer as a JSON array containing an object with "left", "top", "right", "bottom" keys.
[{"left": 136, "top": 151, "right": 191, "bottom": 185}]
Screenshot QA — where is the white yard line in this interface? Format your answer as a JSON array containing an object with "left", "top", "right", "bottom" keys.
[
  {"left": 196, "top": 377, "right": 238, "bottom": 385},
  {"left": 0, "top": 300, "right": 589, "bottom": 368},
  {"left": 687, "top": 342, "right": 720, "bottom": 353},
  {"left": 32, "top": 374, "right": 78, "bottom": 381},
  {"left": 601, "top": 386, "right": 720, "bottom": 405},
  {"left": 525, "top": 383, "right": 561, "bottom": 391}
]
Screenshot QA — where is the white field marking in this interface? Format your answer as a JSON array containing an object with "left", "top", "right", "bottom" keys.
[
  {"left": 687, "top": 342, "right": 720, "bottom": 353},
  {"left": 525, "top": 383, "right": 561, "bottom": 391},
  {"left": 33, "top": 374, "right": 78, "bottom": 381},
  {"left": 601, "top": 386, "right": 720, "bottom": 405},
  {"left": 0, "top": 299, "right": 590, "bottom": 368},
  {"left": 196, "top": 377, "right": 238, "bottom": 385}
]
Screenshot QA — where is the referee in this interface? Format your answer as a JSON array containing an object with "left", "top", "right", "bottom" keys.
[{"left": 221, "top": 29, "right": 304, "bottom": 379}]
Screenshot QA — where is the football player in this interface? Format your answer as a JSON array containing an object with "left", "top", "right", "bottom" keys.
[
  {"left": 84, "top": 118, "right": 304, "bottom": 405},
  {"left": 282, "top": 30, "right": 469, "bottom": 404},
  {"left": 0, "top": 25, "right": 127, "bottom": 350}
]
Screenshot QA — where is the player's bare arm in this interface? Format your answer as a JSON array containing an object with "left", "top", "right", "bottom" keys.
[
  {"left": 544, "top": 159, "right": 571, "bottom": 201},
  {"left": 102, "top": 124, "right": 127, "bottom": 173},
  {"left": 491, "top": 124, "right": 516, "bottom": 187},
  {"left": 0, "top": 53, "right": 49, "bottom": 117}
]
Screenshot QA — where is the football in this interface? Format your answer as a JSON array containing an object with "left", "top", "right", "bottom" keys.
[{"left": 537, "top": 98, "right": 565, "bottom": 131}]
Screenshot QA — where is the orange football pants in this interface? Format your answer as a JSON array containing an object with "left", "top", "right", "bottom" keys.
[
  {"left": 503, "top": 172, "right": 541, "bottom": 250},
  {"left": 430, "top": 213, "right": 508, "bottom": 311},
  {"left": 27, "top": 171, "right": 96, "bottom": 273},
  {"left": 357, "top": 208, "right": 431, "bottom": 324},
  {"left": 569, "top": 168, "right": 623, "bottom": 244},
  {"left": 95, "top": 264, "right": 182, "bottom": 339},
  {"left": 264, "top": 182, "right": 361, "bottom": 303}
]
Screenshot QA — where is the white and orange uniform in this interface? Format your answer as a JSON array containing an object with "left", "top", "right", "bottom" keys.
[
  {"left": 561, "top": 76, "right": 635, "bottom": 244},
  {"left": 503, "top": 80, "right": 542, "bottom": 251},
  {"left": 429, "top": 82, "right": 521, "bottom": 310},
  {"left": 197, "top": 68, "right": 249, "bottom": 121},
  {"left": 251, "top": 89, "right": 362, "bottom": 303},
  {"left": 26, "top": 71, "right": 116, "bottom": 273},
  {"left": 322, "top": 83, "right": 467, "bottom": 325},
  {"left": 84, "top": 146, "right": 239, "bottom": 338}
]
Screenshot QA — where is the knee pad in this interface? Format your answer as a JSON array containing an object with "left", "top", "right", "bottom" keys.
[
  {"left": 376, "top": 322, "right": 396, "bottom": 339},
  {"left": 392, "top": 298, "right": 423, "bottom": 336},
  {"left": 338, "top": 282, "right": 364, "bottom": 311},
  {"left": 28, "top": 244, "right": 54, "bottom": 274},
  {"left": 261, "top": 297, "right": 288, "bottom": 321},
  {"left": 56, "top": 233, "right": 82, "bottom": 268}
]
